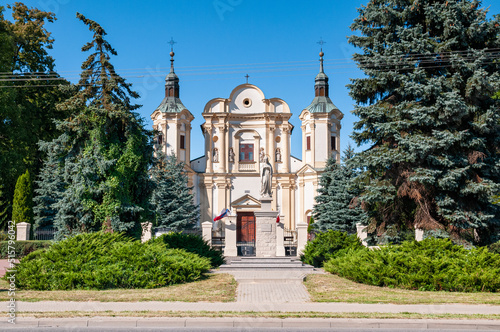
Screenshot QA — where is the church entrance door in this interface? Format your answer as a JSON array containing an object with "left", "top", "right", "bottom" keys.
[{"left": 236, "top": 212, "right": 256, "bottom": 256}]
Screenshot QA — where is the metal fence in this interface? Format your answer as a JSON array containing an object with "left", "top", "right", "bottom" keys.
[
  {"left": 212, "top": 220, "right": 225, "bottom": 252},
  {"left": 34, "top": 227, "right": 56, "bottom": 241},
  {"left": 284, "top": 226, "right": 297, "bottom": 256}
]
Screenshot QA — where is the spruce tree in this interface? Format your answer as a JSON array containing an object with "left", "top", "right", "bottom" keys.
[
  {"left": 35, "top": 13, "right": 153, "bottom": 239},
  {"left": 150, "top": 154, "right": 199, "bottom": 232},
  {"left": 313, "top": 145, "right": 367, "bottom": 234},
  {"left": 348, "top": 0, "right": 500, "bottom": 244},
  {"left": 12, "top": 170, "right": 33, "bottom": 226}
]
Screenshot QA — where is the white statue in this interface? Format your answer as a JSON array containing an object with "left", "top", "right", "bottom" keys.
[
  {"left": 213, "top": 148, "right": 219, "bottom": 163},
  {"left": 229, "top": 148, "right": 235, "bottom": 162},
  {"left": 275, "top": 148, "right": 282, "bottom": 162},
  {"left": 260, "top": 156, "right": 273, "bottom": 197}
]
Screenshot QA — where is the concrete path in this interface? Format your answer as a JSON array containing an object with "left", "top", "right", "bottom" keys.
[
  {"left": 214, "top": 269, "right": 316, "bottom": 303},
  {"left": 1, "top": 317, "right": 500, "bottom": 330}
]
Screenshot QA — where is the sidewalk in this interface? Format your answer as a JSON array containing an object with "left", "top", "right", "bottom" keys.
[
  {"left": 2, "top": 267, "right": 500, "bottom": 330},
  {"left": 1, "top": 317, "right": 500, "bottom": 330}
]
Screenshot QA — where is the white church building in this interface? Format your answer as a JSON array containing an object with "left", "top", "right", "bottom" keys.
[{"left": 151, "top": 50, "right": 343, "bottom": 255}]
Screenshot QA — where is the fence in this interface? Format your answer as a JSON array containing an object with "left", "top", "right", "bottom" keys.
[
  {"left": 34, "top": 227, "right": 56, "bottom": 241},
  {"left": 212, "top": 220, "right": 225, "bottom": 252},
  {"left": 283, "top": 226, "right": 297, "bottom": 256}
]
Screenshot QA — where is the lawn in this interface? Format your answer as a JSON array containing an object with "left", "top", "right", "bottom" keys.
[
  {"left": 16, "top": 311, "right": 500, "bottom": 320},
  {"left": 305, "top": 274, "right": 500, "bottom": 305},
  {"left": 1, "top": 273, "right": 236, "bottom": 302}
]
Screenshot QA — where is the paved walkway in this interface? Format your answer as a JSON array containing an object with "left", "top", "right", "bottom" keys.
[{"left": 2, "top": 267, "right": 500, "bottom": 315}]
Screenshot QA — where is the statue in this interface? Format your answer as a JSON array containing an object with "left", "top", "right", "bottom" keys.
[
  {"left": 213, "top": 148, "right": 219, "bottom": 163},
  {"left": 260, "top": 148, "right": 265, "bottom": 162},
  {"left": 275, "top": 148, "right": 282, "bottom": 162},
  {"left": 228, "top": 148, "right": 235, "bottom": 162},
  {"left": 260, "top": 156, "right": 273, "bottom": 197}
]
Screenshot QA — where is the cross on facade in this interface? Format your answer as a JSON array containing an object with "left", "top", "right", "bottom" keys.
[
  {"left": 168, "top": 37, "right": 177, "bottom": 52},
  {"left": 317, "top": 38, "right": 326, "bottom": 51},
  {"left": 245, "top": 74, "right": 250, "bottom": 83}
]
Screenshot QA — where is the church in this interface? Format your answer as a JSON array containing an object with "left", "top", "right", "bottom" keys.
[{"left": 151, "top": 49, "right": 343, "bottom": 251}]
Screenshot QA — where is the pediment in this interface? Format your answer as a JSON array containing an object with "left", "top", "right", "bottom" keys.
[
  {"left": 296, "top": 164, "right": 318, "bottom": 175},
  {"left": 231, "top": 194, "right": 261, "bottom": 208}
]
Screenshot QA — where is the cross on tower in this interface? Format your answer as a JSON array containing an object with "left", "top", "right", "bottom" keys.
[
  {"left": 245, "top": 74, "right": 250, "bottom": 84},
  {"left": 168, "top": 37, "right": 176, "bottom": 52},
  {"left": 317, "top": 38, "right": 326, "bottom": 51}
]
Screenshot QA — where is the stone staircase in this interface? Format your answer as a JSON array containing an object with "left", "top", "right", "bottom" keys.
[
  {"left": 221, "top": 257, "right": 314, "bottom": 270},
  {"left": 215, "top": 257, "right": 319, "bottom": 289}
]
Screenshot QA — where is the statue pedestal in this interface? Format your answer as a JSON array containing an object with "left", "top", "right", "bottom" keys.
[{"left": 254, "top": 196, "right": 278, "bottom": 257}]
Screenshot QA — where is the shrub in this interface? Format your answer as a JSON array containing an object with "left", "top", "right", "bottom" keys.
[
  {"left": 12, "top": 170, "right": 33, "bottom": 226},
  {"left": 301, "top": 230, "right": 363, "bottom": 267},
  {"left": 0, "top": 241, "right": 52, "bottom": 259},
  {"left": 324, "top": 238, "right": 500, "bottom": 292},
  {"left": 8, "top": 232, "right": 211, "bottom": 290},
  {"left": 489, "top": 241, "right": 500, "bottom": 255},
  {"left": 153, "top": 232, "right": 225, "bottom": 268}
]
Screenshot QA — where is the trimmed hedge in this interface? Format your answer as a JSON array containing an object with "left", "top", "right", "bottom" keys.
[
  {"left": 301, "top": 230, "right": 363, "bottom": 267},
  {"left": 153, "top": 232, "right": 225, "bottom": 268},
  {"left": 8, "top": 232, "right": 211, "bottom": 290},
  {"left": 324, "top": 238, "right": 500, "bottom": 292},
  {"left": 0, "top": 241, "right": 52, "bottom": 259}
]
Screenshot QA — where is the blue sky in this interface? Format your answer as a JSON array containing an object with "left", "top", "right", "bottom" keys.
[{"left": 6, "top": 0, "right": 500, "bottom": 161}]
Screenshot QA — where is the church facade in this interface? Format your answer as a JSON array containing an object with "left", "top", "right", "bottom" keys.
[{"left": 151, "top": 50, "right": 343, "bottom": 233}]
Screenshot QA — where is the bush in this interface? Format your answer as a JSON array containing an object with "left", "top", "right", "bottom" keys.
[
  {"left": 8, "top": 232, "right": 211, "bottom": 290},
  {"left": 301, "top": 230, "right": 363, "bottom": 267},
  {"left": 153, "top": 232, "right": 225, "bottom": 268},
  {"left": 0, "top": 241, "right": 52, "bottom": 259},
  {"left": 489, "top": 241, "right": 500, "bottom": 255},
  {"left": 324, "top": 238, "right": 500, "bottom": 292}
]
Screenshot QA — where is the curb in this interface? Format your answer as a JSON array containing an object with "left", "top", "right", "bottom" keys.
[{"left": 1, "top": 317, "right": 500, "bottom": 330}]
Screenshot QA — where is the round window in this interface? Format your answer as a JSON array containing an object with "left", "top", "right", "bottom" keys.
[{"left": 242, "top": 98, "right": 252, "bottom": 108}]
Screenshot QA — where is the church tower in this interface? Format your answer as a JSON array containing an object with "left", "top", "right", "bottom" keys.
[
  {"left": 151, "top": 49, "right": 194, "bottom": 163},
  {"left": 299, "top": 50, "right": 343, "bottom": 168}
]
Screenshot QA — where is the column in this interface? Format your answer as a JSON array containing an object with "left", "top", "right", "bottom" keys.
[
  {"left": 186, "top": 123, "right": 191, "bottom": 164},
  {"left": 296, "top": 222, "right": 308, "bottom": 256},
  {"left": 356, "top": 223, "right": 368, "bottom": 247},
  {"left": 202, "top": 221, "right": 213, "bottom": 245},
  {"left": 141, "top": 222, "right": 152, "bottom": 243},
  {"left": 282, "top": 183, "right": 291, "bottom": 229},
  {"left": 16, "top": 222, "right": 30, "bottom": 241},
  {"left": 276, "top": 219, "right": 285, "bottom": 257},
  {"left": 224, "top": 215, "right": 237, "bottom": 256},
  {"left": 220, "top": 124, "right": 226, "bottom": 173},
  {"left": 311, "top": 121, "right": 316, "bottom": 167},
  {"left": 299, "top": 181, "right": 305, "bottom": 224},
  {"left": 283, "top": 126, "right": 290, "bottom": 173}
]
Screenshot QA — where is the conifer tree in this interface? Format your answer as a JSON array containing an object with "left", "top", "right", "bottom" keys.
[
  {"left": 348, "top": 0, "right": 500, "bottom": 244},
  {"left": 35, "top": 13, "right": 153, "bottom": 239},
  {"left": 150, "top": 154, "right": 199, "bottom": 232},
  {"left": 313, "top": 144, "right": 367, "bottom": 234},
  {"left": 12, "top": 170, "right": 33, "bottom": 226}
]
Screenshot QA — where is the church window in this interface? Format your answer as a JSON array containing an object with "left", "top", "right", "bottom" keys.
[
  {"left": 331, "top": 136, "right": 336, "bottom": 151},
  {"left": 180, "top": 135, "right": 185, "bottom": 149},
  {"left": 306, "top": 136, "right": 311, "bottom": 150},
  {"left": 239, "top": 144, "right": 254, "bottom": 161}
]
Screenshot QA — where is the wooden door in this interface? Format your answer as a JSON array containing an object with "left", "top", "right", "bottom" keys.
[{"left": 237, "top": 212, "right": 255, "bottom": 243}]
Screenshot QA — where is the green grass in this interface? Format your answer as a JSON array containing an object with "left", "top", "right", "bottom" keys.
[
  {"left": 1, "top": 273, "right": 236, "bottom": 302},
  {"left": 305, "top": 273, "right": 500, "bottom": 305},
  {"left": 16, "top": 311, "right": 500, "bottom": 320}
]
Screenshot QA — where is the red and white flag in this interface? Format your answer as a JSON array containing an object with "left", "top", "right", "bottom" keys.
[{"left": 276, "top": 210, "right": 280, "bottom": 223}]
